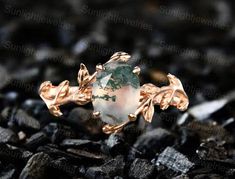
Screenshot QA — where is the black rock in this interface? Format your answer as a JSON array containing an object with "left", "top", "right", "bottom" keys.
[
  {"left": 14, "top": 109, "right": 40, "bottom": 130},
  {"left": 196, "top": 139, "right": 227, "bottom": 160},
  {"left": 0, "top": 65, "right": 10, "bottom": 90},
  {"left": 1, "top": 107, "right": 11, "bottom": 119},
  {"left": 49, "top": 157, "right": 81, "bottom": 176},
  {"left": 37, "top": 144, "right": 82, "bottom": 161},
  {"left": 132, "top": 128, "right": 175, "bottom": 158},
  {"left": 0, "top": 164, "right": 16, "bottom": 179},
  {"left": 67, "top": 148, "right": 107, "bottom": 161},
  {"left": 19, "top": 152, "right": 51, "bottom": 179},
  {"left": 194, "top": 159, "right": 235, "bottom": 174},
  {"left": 0, "top": 111, "right": 9, "bottom": 126},
  {"left": 103, "top": 133, "right": 126, "bottom": 155},
  {"left": 193, "top": 174, "right": 223, "bottom": 179},
  {"left": 114, "top": 177, "right": 124, "bottom": 179},
  {"left": 0, "top": 126, "right": 18, "bottom": 143},
  {"left": 101, "top": 155, "right": 125, "bottom": 177},
  {"left": 4, "top": 92, "right": 19, "bottom": 105},
  {"left": 25, "top": 132, "right": 49, "bottom": 149},
  {"left": 85, "top": 167, "right": 108, "bottom": 179},
  {"left": 188, "top": 91, "right": 235, "bottom": 121},
  {"left": 178, "top": 128, "right": 200, "bottom": 155},
  {"left": 155, "top": 147, "right": 194, "bottom": 174},
  {"left": 60, "top": 139, "right": 101, "bottom": 149},
  {"left": 129, "top": 158, "right": 155, "bottom": 179},
  {"left": 22, "top": 99, "right": 46, "bottom": 116},
  {"left": 186, "top": 121, "right": 234, "bottom": 143},
  {"left": 43, "top": 123, "right": 76, "bottom": 143},
  {"left": 67, "top": 107, "right": 103, "bottom": 135},
  {"left": 0, "top": 143, "right": 33, "bottom": 162},
  {"left": 172, "top": 174, "right": 190, "bottom": 179}
]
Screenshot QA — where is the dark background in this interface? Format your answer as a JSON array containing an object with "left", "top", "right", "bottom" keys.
[{"left": 0, "top": 0, "right": 235, "bottom": 178}]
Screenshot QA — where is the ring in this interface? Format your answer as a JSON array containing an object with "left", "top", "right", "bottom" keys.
[{"left": 39, "top": 52, "right": 189, "bottom": 134}]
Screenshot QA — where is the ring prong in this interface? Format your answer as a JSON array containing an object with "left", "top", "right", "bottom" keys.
[
  {"left": 96, "top": 64, "right": 104, "bottom": 71},
  {"left": 93, "top": 111, "right": 101, "bottom": 118},
  {"left": 133, "top": 66, "right": 141, "bottom": 75},
  {"left": 128, "top": 114, "right": 137, "bottom": 121}
]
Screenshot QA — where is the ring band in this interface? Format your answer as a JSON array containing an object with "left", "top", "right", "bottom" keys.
[{"left": 39, "top": 52, "right": 189, "bottom": 134}]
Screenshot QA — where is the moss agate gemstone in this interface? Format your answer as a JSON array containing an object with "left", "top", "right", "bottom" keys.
[{"left": 92, "top": 61, "right": 140, "bottom": 125}]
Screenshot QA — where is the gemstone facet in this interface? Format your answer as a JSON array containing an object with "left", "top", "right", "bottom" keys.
[{"left": 92, "top": 61, "right": 140, "bottom": 125}]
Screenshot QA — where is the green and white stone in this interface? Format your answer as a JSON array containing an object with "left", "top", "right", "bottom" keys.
[{"left": 92, "top": 61, "right": 140, "bottom": 125}]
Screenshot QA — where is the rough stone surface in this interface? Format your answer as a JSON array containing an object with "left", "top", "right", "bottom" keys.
[
  {"left": 0, "top": 126, "right": 18, "bottom": 143},
  {"left": 132, "top": 128, "right": 175, "bottom": 158},
  {"left": 129, "top": 158, "right": 155, "bottom": 179},
  {"left": 156, "top": 147, "right": 194, "bottom": 173},
  {"left": 14, "top": 109, "right": 40, "bottom": 130},
  {"left": 101, "top": 155, "right": 125, "bottom": 177},
  {"left": 25, "top": 132, "right": 49, "bottom": 149},
  {"left": 0, "top": 165, "right": 16, "bottom": 179},
  {"left": 85, "top": 167, "right": 107, "bottom": 179},
  {"left": 19, "top": 152, "right": 51, "bottom": 179}
]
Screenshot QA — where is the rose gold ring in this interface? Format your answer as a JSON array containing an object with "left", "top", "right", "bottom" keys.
[{"left": 39, "top": 52, "right": 189, "bottom": 134}]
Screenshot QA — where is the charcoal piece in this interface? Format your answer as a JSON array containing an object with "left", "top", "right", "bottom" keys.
[
  {"left": 193, "top": 174, "right": 223, "bottom": 179},
  {"left": 1, "top": 107, "right": 11, "bottom": 123},
  {"left": 0, "top": 126, "right": 18, "bottom": 143},
  {"left": 132, "top": 128, "right": 175, "bottom": 158},
  {"left": 177, "top": 113, "right": 192, "bottom": 126},
  {"left": 12, "top": 67, "right": 39, "bottom": 82},
  {"left": 194, "top": 159, "right": 235, "bottom": 173},
  {"left": 0, "top": 143, "right": 33, "bottom": 162},
  {"left": 19, "top": 152, "right": 51, "bottom": 179},
  {"left": 156, "top": 147, "right": 194, "bottom": 173},
  {"left": 37, "top": 144, "right": 81, "bottom": 161},
  {"left": 25, "top": 132, "right": 49, "bottom": 149},
  {"left": 60, "top": 139, "right": 101, "bottom": 149},
  {"left": 0, "top": 114, "right": 9, "bottom": 126},
  {"left": 196, "top": 139, "right": 227, "bottom": 160},
  {"left": 186, "top": 121, "right": 233, "bottom": 143},
  {"left": 188, "top": 91, "right": 235, "bottom": 121},
  {"left": 0, "top": 165, "right": 16, "bottom": 179},
  {"left": 129, "top": 158, "right": 155, "bottom": 179},
  {"left": 18, "top": 131, "right": 26, "bottom": 141},
  {"left": 172, "top": 174, "right": 189, "bottom": 179},
  {"left": 67, "top": 148, "right": 107, "bottom": 161},
  {"left": 4, "top": 92, "right": 19, "bottom": 104},
  {"left": 106, "top": 133, "right": 124, "bottom": 148},
  {"left": 114, "top": 177, "right": 123, "bottom": 179},
  {"left": 0, "top": 65, "right": 10, "bottom": 89},
  {"left": 67, "top": 107, "right": 103, "bottom": 134},
  {"left": 22, "top": 99, "right": 46, "bottom": 115},
  {"left": 178, "top": 128, "right": 200, "bottom": 155},
  {"left": 103, "top": 133, "right": 125, "bottom": 155},
  {"left": 123, "top": 123, "right": 142, "bottom": 143},
  {"left": 49, "top": 158, "right": 80, "bottom": 176},
  {"left": 43, "top": 123, "right": 76, "bottom": 143},
  {"left": 101, "top": 155, "right": 125, "bottom": 177},
  {"left": 14, "top": 109, "right": 40, "bottom": 130},
  {"left": 85, "top": 167, "right": 108, "bottom": 179}
]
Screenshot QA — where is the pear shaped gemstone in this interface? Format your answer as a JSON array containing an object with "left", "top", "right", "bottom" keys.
[{"left": 92, "top": 62, "right": 140, "bottom": 125}]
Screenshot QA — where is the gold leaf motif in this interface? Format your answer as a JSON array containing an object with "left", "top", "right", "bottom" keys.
[
  {"left": 107, "top": 52, "right": 131, "bottom": 63},
  {"left": 142, "top": 100, "right": 155, "bottom": 122},
  {"left": 153, "top": 74, "right": 189, "bottom": 111},
  {"left": 141, "top": 83, "right": 160, "bottom": 96},
  {"left": 49, "top": 105, "right": 62, "bottom": 117},
  {"left": 77, "top": 63, "right": 90, "bottom": 88},
  {"left": 56, "top": 80, "right": 70, "bottom": 99}
]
